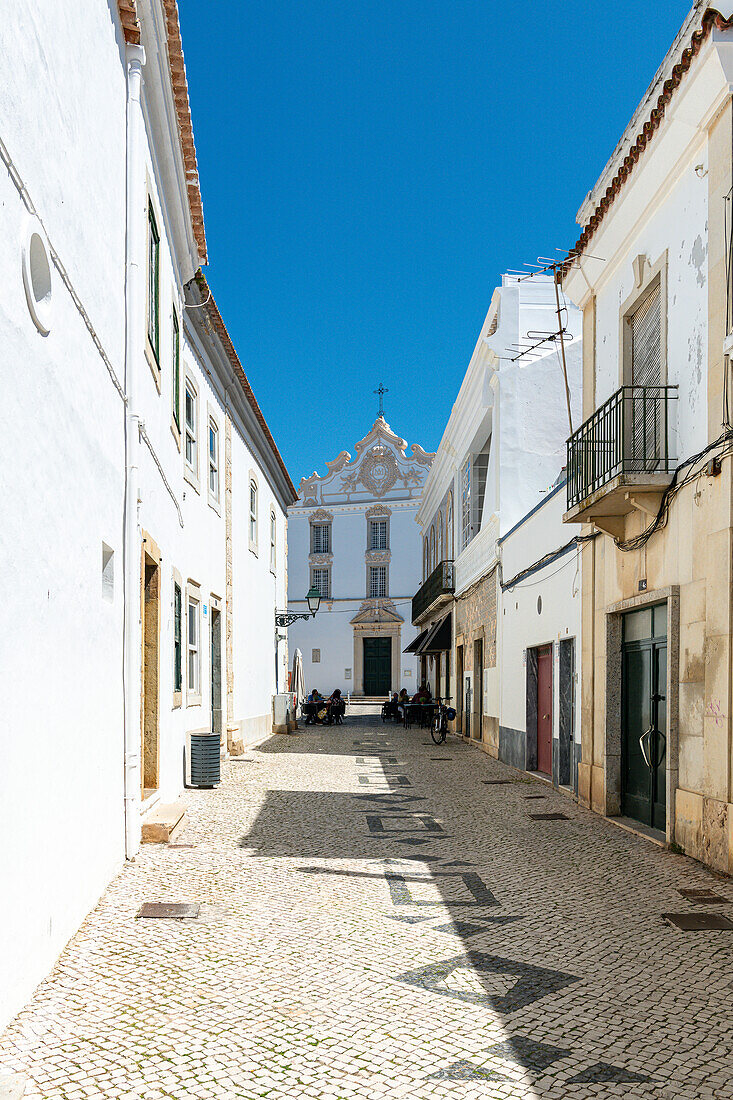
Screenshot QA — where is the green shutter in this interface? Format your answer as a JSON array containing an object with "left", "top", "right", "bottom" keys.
[
  {"left": 172, "top": 309, "right": 180, "bottom": 429},
  {"left": 173, "top": 583, "right": 182, "bottom": 693}
]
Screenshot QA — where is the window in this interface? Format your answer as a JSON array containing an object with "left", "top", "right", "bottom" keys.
[
  {"left": 436, "top": 513, "right": 444, "bottom": 565},
  {"left": 187, "top": 594, "right": 199, "bottom": 694},
  {"left": 147, "top": 202, "right": 160, "bottom": 361},
  {"left": 446, "top": 493, "right": 454, "bottom": 559},
  {"left": 311, "top": 523, "right": 331, "bottom": 553},
  {"left": 185, "top": 380, "right": 197, "bottom": 475},
  {"left": 102, "top": 543, "right": 114, "bottom": 602},
  {"left": 172, "top": 308, "right": 180, "bottom": 430},
  {"left": 461, "top": 458, "right": 471, "bottom": 551},
  {"left": 369, "top": 565, "right": 387, "bottom": 598},
  {"left": 249, "top": 478, "right": 258, "bottom": 548},
  {"left": 173, "top": 582, "right": 182, "bottom": 695},
  {"left": 270, "top": 510, "right": 277, "bottom": 571},
  {"left": 208, "top": 418, "right": 219, "bottom": 500},
  {"left": 429, "top": 526, "right": 436, "bottom": 573},
  {"left": 369, "top": 519, "right": 388, "bottom": 550},
  {"left": 311, "top": 567, "right": 330, "bottom": 598},
  {"left": 312, "top": 649, "right": 321, "bottom": 663},
  {"left": 423, "top": 537, "right": 429, "bottom": 580},
  {"left": 628, "top": 279, "right": 662, "bottom": 387}
]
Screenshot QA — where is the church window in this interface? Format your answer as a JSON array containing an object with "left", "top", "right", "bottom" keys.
[
  {"left": 369, "top": 565, "right": 388, "bottom": 598},
  {"left": 184, "top": 379, "right": 197, "bottom": 477},
  {"left": 369, "top": 518, "right": 388, "bottom": 550},
  {"left": 429, "top": 526, "right": 436, "bottom": 573},
  {"left": 311, "top": 523, "right": 331, "bottom": 553},
  {"left": 270, "top": 510, "right": 277, "bottom": 572},
  {"left": 436, "top": 513, "right": 444, "bottom": 564},
  {"left": 147, "top": 200, "right": 160, "bottom": 363},
  {"left": 311, "top": 567, "right": 330, "bottom": 599}
]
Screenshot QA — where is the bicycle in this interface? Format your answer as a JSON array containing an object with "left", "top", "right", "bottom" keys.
[{"left": 430, "top": 697, "right": 454, "bottom": 744}]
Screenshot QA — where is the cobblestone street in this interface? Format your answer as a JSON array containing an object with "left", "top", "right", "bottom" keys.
[{"left": 2, "top": 714, "right": 733, "bottom": 1100}]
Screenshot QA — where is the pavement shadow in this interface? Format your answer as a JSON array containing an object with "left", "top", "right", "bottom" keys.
[{"left": 237, "top": 758, "right": 635, "bottom": 1090}]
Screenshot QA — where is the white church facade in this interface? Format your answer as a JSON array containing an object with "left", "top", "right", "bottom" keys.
[{"left": 288, "top": 417, "right": 434, "bottom": 697}]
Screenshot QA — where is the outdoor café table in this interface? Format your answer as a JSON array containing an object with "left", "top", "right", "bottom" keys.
[{"left": 402, "top": 702, "right": 437, "bottom": 729}]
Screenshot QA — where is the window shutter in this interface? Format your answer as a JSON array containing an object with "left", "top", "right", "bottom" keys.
[{"left": 630, "top": 281, "right": 661, "bottom": 386}]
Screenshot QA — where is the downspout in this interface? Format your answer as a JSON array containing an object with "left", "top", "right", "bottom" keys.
[{"left": 122, "top": 43, "right": 146, "bottom": 859}]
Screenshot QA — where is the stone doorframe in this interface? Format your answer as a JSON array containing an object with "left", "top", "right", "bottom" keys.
[
  {"left": 605, "top": 585, "right": 680, "bottom": 842},
  {"left": 353, "top": 623, "right": 401, "bottom": 696}
]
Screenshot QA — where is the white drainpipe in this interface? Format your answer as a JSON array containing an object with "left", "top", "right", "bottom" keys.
[{"left": 122, "top": 43, "right": 146, "bottom": 859}]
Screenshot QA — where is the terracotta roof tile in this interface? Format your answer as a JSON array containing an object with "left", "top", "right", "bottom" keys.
[
  {"left": 193, "top": 272, "right": 297, "bottom": 502},
  {"left": 561, "top": 7, "right": 732, "bottom": 281},
  {"left": 117, "top": 0, "right": 141, "bottom": 45}
]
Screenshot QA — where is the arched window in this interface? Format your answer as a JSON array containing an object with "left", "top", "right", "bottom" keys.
[
  {"left": 436, "top": 512, "right": 444, "bottom": 565},
  {"left": 249, "top": 476, "right": 258, "bottom": 551},
  {"left": 423, "top": 537, "right": 429, "bottom": 580},
  {"left": 429, "top": 525, "right": 436, "bottom": 574},
  {"left": 446, "top": 493, "right": 454, "bottom": 559}
]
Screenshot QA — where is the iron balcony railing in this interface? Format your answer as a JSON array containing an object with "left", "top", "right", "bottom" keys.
[
  {"left": 566, "top": 385, "right": 677, "bottom": 511},
  {"left": 412, "top": 559, "right": 454, "bottom": 623}
]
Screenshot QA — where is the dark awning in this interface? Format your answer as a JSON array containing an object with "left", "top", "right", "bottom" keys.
[
  {"left": 404, "top": 628, "right": 429, "bottom": 654},
  {"left": 415, "top": 613, "right": 452, "bottom": 654}
]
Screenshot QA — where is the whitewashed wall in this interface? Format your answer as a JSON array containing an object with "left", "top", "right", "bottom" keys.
[
  {"left": 0, "top": 0, "right": 128, "bottom": 1029},
  {"left": 499, "top": 483, "right": 582, "bottom": 780}
]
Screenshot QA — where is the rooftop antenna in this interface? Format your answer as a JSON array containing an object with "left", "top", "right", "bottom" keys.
[
  {"left": 374, "top": 382, "right": 388, "bottom": 419},
  {"left": 498, "top": 248, "right": 597, "bottom": 435}
]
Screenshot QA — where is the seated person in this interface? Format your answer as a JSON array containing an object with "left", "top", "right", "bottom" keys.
[
  {"left": 328, "top": 688, "right": 346, "bottom": 722},
  {"left": 412, "top": 683, "right": 431, "bottom": 704},
  {"left": 309, "top": 688, "right": 323, "bottom": 703},
  {"left": 384, "top": 692, "right": 400, "bottom": 720}
]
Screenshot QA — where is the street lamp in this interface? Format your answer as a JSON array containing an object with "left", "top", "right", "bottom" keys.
[{"left": 275, "top": 586, "right": 322, "bottom": 628}]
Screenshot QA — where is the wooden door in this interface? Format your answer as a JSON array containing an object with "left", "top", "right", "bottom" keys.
[
  {"left": 364, "top": 637, "right": 391, "bottom": 695},
  {"left": 536, "top": 645, "right": 553, "bottom": 776}
]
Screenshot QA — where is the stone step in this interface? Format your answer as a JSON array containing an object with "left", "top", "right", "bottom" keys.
[{"left": 141, "top": 801, "right": 187, "bottom": 844}]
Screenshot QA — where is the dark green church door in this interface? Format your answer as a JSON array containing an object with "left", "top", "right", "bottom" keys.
[
  {"left": 363, "top": 637, "right": 391, "bottom": 695},
  {"left": 622, "top": 605, "right": 667, "bottom": 831}
]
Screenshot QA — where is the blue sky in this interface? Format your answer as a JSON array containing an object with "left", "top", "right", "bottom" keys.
[{"left": 178, "top": 1, "right": 690, "bottom": 485}]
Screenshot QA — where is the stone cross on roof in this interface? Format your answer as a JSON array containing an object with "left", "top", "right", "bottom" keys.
[{"left": 373, "top": 382, "right": 388, "bottom": 419}]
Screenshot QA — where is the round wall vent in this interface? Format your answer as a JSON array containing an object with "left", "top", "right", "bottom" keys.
[{"left": 22, "top": 221, "right": 53, "bottom": 335}]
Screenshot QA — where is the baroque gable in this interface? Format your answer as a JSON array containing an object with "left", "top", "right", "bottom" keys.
[{"left": 294, "top": 416, "right": 434, "bottom": 507}]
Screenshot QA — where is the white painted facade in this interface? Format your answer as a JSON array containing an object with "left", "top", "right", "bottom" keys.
[
  {"left": 288, "top": 418, "right": 433, "bottom": 697},
  {"left": 414, "top": 274, "right": 583, "bottom": 781},
  {"left": 0, "top": 0, "right": 295, "bottom": 1031}
]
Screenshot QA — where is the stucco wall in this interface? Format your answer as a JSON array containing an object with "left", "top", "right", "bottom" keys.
[{"left": 0, "top": 0, "right": 128, "bottom": 1029}]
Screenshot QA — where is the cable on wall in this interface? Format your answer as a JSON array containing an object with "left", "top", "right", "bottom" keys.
[{"left": 138, "top": 421, "right": 184, "bottom": 528}]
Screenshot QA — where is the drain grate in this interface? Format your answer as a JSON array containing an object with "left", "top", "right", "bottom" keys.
[
  {"left": 137, "top": 903, "right": 200, "bottom": 920},
  {"left": 525, "top": 795, "right": 547, "bottom": 800},
  {"left": 528, "top": 813, "right": 569, "bottom": 821},
  {"left": 482, "top": 779, "right": 513, "bottom": 785},
  {"left": 431, "top": 757, "right": 453, "bottom": 761},
  {"left": 678, "top": 888, "right": 729, "bottom": 904},
  {"left": 167, "top": 843, "right": 196, "bottom": 850},
  {"left": 663, "top": 912, "right": 733, "bottom": 930}
]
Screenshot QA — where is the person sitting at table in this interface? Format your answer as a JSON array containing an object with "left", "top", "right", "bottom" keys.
[
  {"left": 384, "top": 692, "right": 400, "bottom": 721},
  {"left": 411, "top": 683, "right": 431, "bottom": 704},
  {"left": 328, "top": 688, "right": 345, "bottom": 723},
  {"left": 309, "top": 688, "right": 323, "bottom": 704}
]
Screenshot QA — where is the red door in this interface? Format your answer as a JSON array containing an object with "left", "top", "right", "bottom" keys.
[{"left": 537, "top": 646, "right": 553, "bottom": 776}]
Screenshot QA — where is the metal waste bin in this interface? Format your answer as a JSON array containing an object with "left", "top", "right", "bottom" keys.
[{"left": 185, "top": 730, "right": 221, "bottom": 788}]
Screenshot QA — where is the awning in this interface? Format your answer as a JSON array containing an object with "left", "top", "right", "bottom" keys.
[
  {"left": 404, "top": 628, "right": 429, "bottom": 654},
  {"left": 415, "top": 613, "right": 452, "bottom": 655}
]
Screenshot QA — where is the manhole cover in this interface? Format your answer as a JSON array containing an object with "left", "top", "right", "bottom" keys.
[
  {"left": 663, "top": 912, "right": 733, "bottom": 930},
  {"left": 528, "top": 813, "right": 569, "bottom": 821},
  {"left": 679, "top": 888, "right": 729, "bottom": 904},
  {"left": 483, "top": 780, "right": 512, "bottom": 785},
  {"left": 137, "top": 903, "right": 200, "bottom": 919}
]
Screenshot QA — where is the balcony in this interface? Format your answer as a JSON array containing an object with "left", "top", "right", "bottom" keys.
[
  {"left": 412, "top": 560, "right": 454, "bottom": 624},
  {"left": 564, "top": 385, "right": 677, "bottom": 536}
]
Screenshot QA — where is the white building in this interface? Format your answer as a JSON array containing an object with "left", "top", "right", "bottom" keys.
[
  {"left": 288, "top": 417, "right": 434, "bottom": 697},
  {"left": 413, "top": 273, "right": 582, "bottom": 785},
  {"left": 0, "top": 0, "right": 295, "bottom": 1031}
]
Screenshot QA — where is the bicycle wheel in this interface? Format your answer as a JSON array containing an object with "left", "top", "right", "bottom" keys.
[{"left": 430, "top": 717, "right": 444, "bottom": 745}]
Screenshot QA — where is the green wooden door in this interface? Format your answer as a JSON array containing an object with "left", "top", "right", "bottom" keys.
[
  {"left": 363, "top": 638, "right": 391, "bottom": 695},
  {"left": 622, "top": 605, "right": 667, "bottom": 830}
]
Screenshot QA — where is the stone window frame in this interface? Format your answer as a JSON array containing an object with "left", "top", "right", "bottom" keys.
[
  {"left": 368, "top": 563, "right": 389, "bottom": 599},
  {"left": 186, "top": 580, "right": 202, "bottom": 708},
  {"left": 619, "top": 251, "right": 668, "bottom": 388},
  {"left": 310, "top": 564, "right": 331, "bottom": 599},
  {"left": 172, "top": 567, "right": 183, "bottom": 709},
  {"left": 446, "top": 491, "right": 454, "bottom": 559}
]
